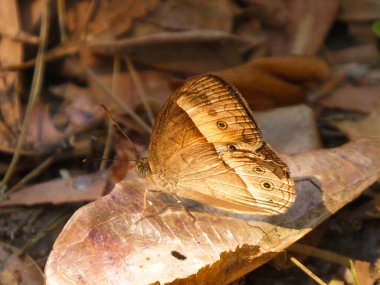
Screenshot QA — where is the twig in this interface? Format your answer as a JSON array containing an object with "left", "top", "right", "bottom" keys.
[
  {"left": 84, "top": 66, "right": 152, "bottom": 133},
  {"left": 125, "top": 55, "right": 155, "bottom": 126},
  {"left": 0, "top": 0, "right": 50, "bottom": 196},
  {"left": 289, "top": 243, "right": 351, "bottom": 267},
  {"left": 0, "top": 30, "right": 40, "bottom": 45},
  {"left": 349, "top": 260, "right": 359, "bottom": 285},
  {"left": 290, "top": 256, "right": 327, "bottom": 285},
  {"left": 18, "top": 208, "right": 72, "bottom": 257},
  {"left": 0, "top": 40, "right": 79, "bottom": 72},
  {"left": 83, "top": 0, "right": 100, "bottom": 34},
  {"left": 289, "top": 243, "right": 361, "bottom": 285},
  {"left": 2, "top": 154, "right": 58, "bottom": 200},
  {"left": 57, "top": 0, "right": 67, "bottom": 42}
]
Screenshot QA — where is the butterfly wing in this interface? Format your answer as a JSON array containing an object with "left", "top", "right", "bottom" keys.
[
  {"left": 176, "top": 75, "right": 263, "bottom": 148},
  {"left": 148, "top": 75, "right": 295, "bottom": 214}
]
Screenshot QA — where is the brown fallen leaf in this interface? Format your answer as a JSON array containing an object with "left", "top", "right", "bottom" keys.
[
  {"left": 1, "top": 171, "right": 108, "bottom": 206},
  {"left": 348, "top": 22, "right": 378, "bottom": 45},
  {"left": 0, "top": 0, "right": 23, "bottom": 153},
  {"left": 0, "top": 82, "right": 104, "bottom": 155},
  {"left": 327, "top": 44, "right": 380, "bottom": 66},
  {"left": 29, "top": 88, "right": 103, "bottom": 153},
  {"left": 0, "top": 242, "right": 43, "bottom": 285},
  {"left": 338, "top": 0, "right": 380, "bottom": 21},
  {"left": 333, "top": 100, "right": 380, "bottom": 140},
  {"left": 86, "top": 69, "right": 171, "bottom": 117},
  {"left": 256, "top": 104, "right": 320, "bottom": 155},
  {"left": 318, "top": 85, "right": 380, "bottom": 113},
  {"left": 89, "top": 30, "right": 265, "bottom": 73},
  {"left": 45, "top": 138, "right": 380, "bottom": 285},
  {"left": 237, "top": 0, "right": 287, "bottom": 29},
  {"left": 65, "top": 0, "right": 158, "bottom": 41},
  {"left": 138, "top": 0, "right": 238, "bottom": 33},
  {"left": 286, "top": 0, "right": 339, "bottom": 55},
  {"left": 213, "top": 56, "right": 331, "bottom": 110}
]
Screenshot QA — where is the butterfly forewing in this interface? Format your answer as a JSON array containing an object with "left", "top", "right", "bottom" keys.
[{"left": 176, "top": 76, "right": 263, "bottom": 149}]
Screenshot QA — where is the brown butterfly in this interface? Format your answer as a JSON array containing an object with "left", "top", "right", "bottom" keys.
[{"left": 141, "top": 75, "right": 295, "bottom": 215}]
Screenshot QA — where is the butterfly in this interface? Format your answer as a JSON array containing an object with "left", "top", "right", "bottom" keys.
[{"left": 140, "top": 75, "right": 295, "bottom": 215}]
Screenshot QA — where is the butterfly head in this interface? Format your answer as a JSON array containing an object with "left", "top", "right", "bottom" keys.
[{"left": 135, "top": 157, "right": 151, "bottom": 178}]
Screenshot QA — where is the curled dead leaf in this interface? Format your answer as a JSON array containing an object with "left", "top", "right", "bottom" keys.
[
  {"left": 213, "top": 56, "right": 331, "bottom": 110},
  {"left": 45, "top": 138, "right": 380, "bottom": 284}
]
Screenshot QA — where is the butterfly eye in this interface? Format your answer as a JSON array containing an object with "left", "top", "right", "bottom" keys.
[
  {"left": 216, "top": 121, "right": 228, "bottom": 129},
  {"left": 260, "top": 181, "right": 274, "bottom": 191},
  {"left": 227, "top": 144, "right": 238, "bottom": 151},
  {"left": 253, "top": 167, "right": 265, "bottom": 174}
]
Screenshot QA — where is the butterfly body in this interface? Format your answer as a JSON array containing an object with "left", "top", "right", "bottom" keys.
[{"left": 147, "top": 75, "right": 295, "bottom": 215}]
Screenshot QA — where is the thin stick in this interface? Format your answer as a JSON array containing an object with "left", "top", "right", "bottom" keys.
[
  {"left": 125, "top": 56, "right": 155, "bottom": 126},
  {"left": 18, "top": 209, "right": 71, "bottom": 257},
  {"left": 3, "top": 154, "right": 58, "bottom": 200},
  {"left": 349, "top": 260, "right": 359, "bottom": 285},
  {"left": 0, "top": 41, "right": 79, "bottom": 72},
  {"left": 57, "top": 0, "right": 67, "bottom": 42},
  {"left": 83, "top": 0, "right": 99, "bottom": 33},
  {"left": 289, "top": 243, "right": 351, "bottom": 267},
  {"left": 0, "top": 0, "right": 50, "bottom": 195},
  {"left": 290, "top": 242, "right": 361, "bottom": 285},
  {"left": 100, "top": 56, "right": 119, "bottom": 170},
  {"left": 0, "top": 30, "right": 39, "bottom": 45},
  {"left": 290, "top": 256, "right": 327, "bottom": 285},
  {"left": 84, "top": 66, "right": 152, "bottom": 133}
]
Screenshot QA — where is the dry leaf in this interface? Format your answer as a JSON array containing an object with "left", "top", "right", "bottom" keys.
[
  {"left": 338, "top": 0, "right": 380, "bottom": 21},
  {"left": 348, "top": 22, "right": 378, "bottom": 45},
  {"left": 319, "top": 85, "right": 380, "bottom": 113},
  {"left": 0, "top": 0, "right": 23, "bottom": 147},
  {"left": 327, "top": 44, "right": 380, "bottom": 66},
  {"left": 0, "top": 242, "right": 43, "bottom": 285},
  {"left": 213, "top": 55, "right": 331, "bottom": 110},
  {"left": 30, "top": 88, "right": 102, "bottom": 153},
  {"left": 89, "top": 30, "right": 265, "bottom": 73},
  {"left": 1, "top": 171, "right": 108, "bottom": 206},
  {"left": 0, "top": 82, "right": 103, "bottom": 155},
  {"left": 333, "top": 100, "right": 380, "bottom": 140},
  {"left": 45, "top": 138, "right": 380, "bottom": 284},
  {"left": 238, "top": 0, "right": 288, "bottom": 29},
  {"left": 286, "top": 0, "right": 339, "bottom": 55},
  {"left": 86, "top": 70, "right": 171, "bottom": 116},
  {"left": 66, "top": 0, "right": 158, "bottom": 41},
  {"left": 138, "top": 0, "right": 238, "bottom": 33},
  {"left": 256, "top": 104, "right": 320, "bottom": 155}
]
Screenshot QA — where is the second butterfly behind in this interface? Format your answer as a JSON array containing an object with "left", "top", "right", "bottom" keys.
[{"left": 140, "top": 75, "right": 295, "bottom": 215}]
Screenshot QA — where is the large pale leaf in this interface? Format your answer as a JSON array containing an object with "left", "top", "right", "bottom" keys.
[{"left": 45, "top": 139, "right": 380, "bottom": 284}]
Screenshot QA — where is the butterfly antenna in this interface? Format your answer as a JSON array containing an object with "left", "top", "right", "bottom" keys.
[
  {"left": 100, "top": 104, "right": 143, "bottom": 160},
  {"left": 83, "top": 158, "right": 140, "bottom": 164}
]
